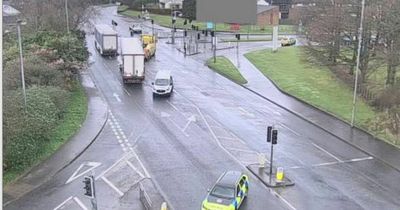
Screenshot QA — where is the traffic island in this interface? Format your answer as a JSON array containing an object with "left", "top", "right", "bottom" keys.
[{"left": 247, "top": 164, "right": 295, "bottom": 188}]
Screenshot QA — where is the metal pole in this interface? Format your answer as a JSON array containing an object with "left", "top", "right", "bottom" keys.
[
  {"left": 269, "top": 143, "right": 274, "bottom": 184},
  {"left": 236, "top": 40, "right": 240, "bottom": 68},
  {"left": 17, "top": 21, "right": 27, "bottom": 109},
  {"left": 65, "top": 0, "right": 70, "bottom": 34},
  {"left": 90, "top": 172, "right": 98, "bottom": 210},
  {"left": 247, "top": 25, "right": 250, "bottom": 40},
  {"left": 351, "top": 0, "right": 366, "bottom": 127},
  {"left": 213, "top": 23, "right": 216, "bottom": 63}
]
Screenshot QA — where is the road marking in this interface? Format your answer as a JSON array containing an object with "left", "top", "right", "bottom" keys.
[
  {"left": 73, "top": 197, "right": 88, "bottom": 210},
  {"left": 228, "top": 147, "right": 259, "bottom": 154},
  {"left": 288, "top": 156, "right": 373, "bottom": 169},
  {"left": 182, "top": 115, "right": 196, "bottom": 132},
  {"left": 238, "top": 107, "right": 255, "bottom": 118},
  {"left": 101, "top": 176, "right": 124, "bottom": 197},
  {"left": 66, "top": 162, "right": 102, "bottom": 184},
  {"left": 54, "top": 196, "right": 73, "bottom": 210},
  {"left": 270, "top": 190, "right": 297, "bottom": 210},
  {"left": 132, "top": 152, "right": 151, "bottom": 178},
  {"left": 96, "top": 152, "right": 133, "bottom": 180},
  {"left": 311, "top": 143, "right": 342, "bottom": 162},
  {"left": 166, "top": 100, "right": 179, "bottom": 111},
  {"left": 124, "top": 88, "right": 131, "bottom": 96},
  {"left": 279, "top": 123, "right": 301, "bottom": 136},
  {"left": 160, "top": 111, "right": 171, "bottom": 118},
  {"left": 348, "top": 156, "right": 373, "bottom": 162},
  {"left": 126, "top": 160, "right": 146, "bottom": 178}
]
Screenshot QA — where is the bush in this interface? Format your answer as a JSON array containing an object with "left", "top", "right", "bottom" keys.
[
  {"left": 3, "top": 87, "right": 61, "bottom": 171},
  {"left": 3, "top": 55, "right": 64, "bottom": 90}
]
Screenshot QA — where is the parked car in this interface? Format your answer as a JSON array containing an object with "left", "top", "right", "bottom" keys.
[
  {"left": 202, "top": 171, "right": 249, "bottom": 210},
  {"left": 152, "top": 71, "right": 174, "bottom": 97},
  {"left": 281, "top": 37, "right": 296, "bottom": 47}
]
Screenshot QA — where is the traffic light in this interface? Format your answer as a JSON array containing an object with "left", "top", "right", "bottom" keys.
[
  {"left": 83, "top": 176, "right": 94, "bottom": 198},
  {"left": 235, "top": 34, "right": 241, "bottom": 40},
  {"left": 184, "top": 30, "right": 187, "bottom": 37},
  {"left": 151, "top": 19, "right": 154, "bottom": 25},
  {"left": 267, "top": 126, "right": 272, "bottom": 142},
  {"left": 202, "top": 30, "right": 205, "bottom": 34},
  {"left": 174, "top": 27, "right": 177, "bottom": 32},
  {"left": 111, "top": 20, "right": 118, "bottom": 26},
  {"left": 197, "top": 33, "right": 200, "bottom": 40},
  {"left": 205, "top": 30, "right": 208, "bottom": 36},
  {"left": 211, "top": 31, "right": 215, "bottom": 37},
  {"left": 272, "top": 130, "right": 278, "bottom": 145}
]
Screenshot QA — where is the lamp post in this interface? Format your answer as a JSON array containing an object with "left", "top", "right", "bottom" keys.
[
  {"left": 351, "top": 0, "right": 366, "bottom": 127},
  {"left": 16, "top": 19, "right": 27, "bottom": 108},
  {"left": 65, "top": 0, "right": 70, "bottom": 34}
]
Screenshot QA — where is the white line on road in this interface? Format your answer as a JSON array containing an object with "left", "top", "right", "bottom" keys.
[
  {"left": 126, "top": 160, "right": 146, "bottom": 178},
  {"left": 348, "top": 156, "right": 373, "bottom": 162},
  {"left": 101, "top": 176, "right": 124, "bottom": 197},
  {"left": 166, "top": 100, "right": 179, "bottom": 111},
  {"left": 96, "top": 152, "right": 133, "bottom": 180},
  {"left": 73, "top": 197, "right": 88, "bottom": 210},
  {"left": 132, "top": 152, "right": 151, "bottom": 178},
  {"left": 228, "top": 147, "right": 259, "bottom": 154},
  {"left": 113, "top": 93, "right": 122, "bottom": 102},
  {"left": 311, "top": 142, "right": 342, "bottom": 162},
  {"left": 279, "top": 123, "right": 301, "bottom": 136},
  {"left": 53, "top": 196, "right": 73, "bottom": 210},
  {"left": 124, "top": 88, "right": 131, "bottom": 96}
]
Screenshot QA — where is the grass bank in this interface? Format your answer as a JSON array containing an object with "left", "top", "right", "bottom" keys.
[
  {"left": 206, "top": 56, "right": 247, "bottom": 85},
  {"left": 245, "top": 47, "right": 396, "bottom": 144},
  {"left": 3, "top": 83, "right": 88, "bottom": 184},
  {"left": 119, "top": 9, "right": 296, "bottom": 34}
]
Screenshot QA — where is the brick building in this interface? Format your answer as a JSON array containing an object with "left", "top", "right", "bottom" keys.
[{"left": 257, "top": 5, "right": 280, "bottom": 29}]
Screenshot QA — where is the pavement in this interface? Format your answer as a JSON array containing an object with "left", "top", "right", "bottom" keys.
[
  {"left": 3, "top": 72, "right": 109, "bottom": 206},
  {"left": 219, "top": 46, "right": 400, "bottom": 173}
]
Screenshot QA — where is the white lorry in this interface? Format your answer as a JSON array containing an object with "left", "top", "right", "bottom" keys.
[
  {"left": 94, "top": 24, "right": 118, "bottom": 56},
  {"left": 118, "top": 38, "right": 145, "bottom": 84}
]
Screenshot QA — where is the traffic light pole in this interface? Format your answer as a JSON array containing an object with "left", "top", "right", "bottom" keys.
[{"left": 269, "top": 143, "right": 274, "bottom": 184}]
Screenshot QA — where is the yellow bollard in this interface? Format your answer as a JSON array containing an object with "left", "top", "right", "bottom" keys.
[
  {"left": 161, "top": 202, "right": 168, "bottom": 210},
  {"left": 276, "top": 167, "right": 284, "bottom": 182}
]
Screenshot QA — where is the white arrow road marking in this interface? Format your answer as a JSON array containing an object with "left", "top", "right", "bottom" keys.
[
  {"left": 161, "top": 111, "right": 171, "bottom": 118},
  {"left": 182, "top": 115, "right": 196, "bottom": 132},
  {"left": 65, "top": 162, "right": 102, "bottom": 184},
  {"left": 113, "top": 93, "right": 121, "bottom": 102}
]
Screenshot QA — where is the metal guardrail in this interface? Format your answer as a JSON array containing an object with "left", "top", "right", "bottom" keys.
[{"left": 139, "top": 183, "right": 152, "bottom": 210}]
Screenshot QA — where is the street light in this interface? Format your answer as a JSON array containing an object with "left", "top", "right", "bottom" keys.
[
  {"left": 65, "top": 0, "right": 70, "bottom": 34},
  {"left": 351, "top": 0, "right": 366, "bottom": 127},
  {"left": 16, "top": 19, "right": 27, "bottom": 108}
]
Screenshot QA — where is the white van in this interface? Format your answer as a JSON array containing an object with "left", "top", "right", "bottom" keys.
[
  {"left": 152, "top": 71, "right": 174, "bottom": 96},
  {"left": 94, "top": 24, "right": 118, "bottom": 56}
]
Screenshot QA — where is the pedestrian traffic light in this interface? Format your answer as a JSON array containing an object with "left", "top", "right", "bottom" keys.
[
  {"left": 151, "top": 19, "right": 154, "bottom": 25},
  {"left": 83, "top": 176, "right": 94, "bottom": 198},
  {"left": 267, "top": 126, "right": 272, "bottom": 142},
  {"left": 235, "top": 34, "right": 241, "bottom": 40},
  {"left": 272, "top": 130, "right": 278, "bottom": 145},
  {"left": 197, "top": 33, "right": 200, "bottom": 40},
  {"left": 184, "top": 30, "right": 187, "bottom": 37},
  {"left": 202, "top": 30, "right": 205, "bottom": 34},
  {"left": 211, "top": 31, "right": 215, "bottom": 37}
]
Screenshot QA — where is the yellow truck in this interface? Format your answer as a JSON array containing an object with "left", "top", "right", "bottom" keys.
[
  {"left": 144, "top": 43, "right": 156, "bottom": 61},
  {"left": 141, "top": 34, "right": 157, "bottom": 61}
]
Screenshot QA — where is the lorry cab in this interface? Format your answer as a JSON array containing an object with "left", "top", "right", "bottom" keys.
[{"left": 152, "top": 71, "right": 174, "bottom": 97}]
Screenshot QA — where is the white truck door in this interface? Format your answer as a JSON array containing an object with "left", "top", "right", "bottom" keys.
[
  {"left": 123, "top": 55, "right": 134, "bottom": 76},
  {"left": 103, "top": 35, "right": 117, "bottom": 51},
  {"left": 134, "top": 55, "right": 145, "bottom": 77}
]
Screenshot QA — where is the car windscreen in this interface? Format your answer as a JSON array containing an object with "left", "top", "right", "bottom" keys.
[
  {"left": 210, "top": 185, "right": 235, "bottom": 199},
  {"left": 155, "top": 79, "right": 169, "bottom": 86}
]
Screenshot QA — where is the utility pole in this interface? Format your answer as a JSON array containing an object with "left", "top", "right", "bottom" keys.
[
  {"left": 213, "top": 23, "right": 216, "bottom": 63},
  {"left": 65, "top": 0, "right": 70, "bottom": 34},
  {"left": 351, "top": 0, "right": 366, "bottom": 127},
  {"left": 171, "top": 11, "right": 176, "bottom": 44},
  {"left": 16, "top": 19, "right": 27, "bottom": 109}
]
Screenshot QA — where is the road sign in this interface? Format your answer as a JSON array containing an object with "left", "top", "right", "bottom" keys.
[{"left": 207, "top": 22, "right": 214, "bottom": 29}]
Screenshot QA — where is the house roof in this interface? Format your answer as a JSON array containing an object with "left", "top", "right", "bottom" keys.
[{"left": 257, "top": 5, "right": 278, "bottom": 14}]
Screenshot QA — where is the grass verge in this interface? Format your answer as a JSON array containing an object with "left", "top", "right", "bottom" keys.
[
  {"left": 3, "top": 82, "right": 88, "bottom": 184},
  {"left": 206, "top": 56, "right": 247, "bottom": 85},
  {"left": 245, "top": 47, "right": 396, "bottom": 144},
  {"left": 120, "top": 9, "right": 297, "bottom": 34}
]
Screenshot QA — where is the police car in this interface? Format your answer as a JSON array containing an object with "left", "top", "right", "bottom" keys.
[{"left": 202, "top": 171, "right": 249, "bottom": 210}]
